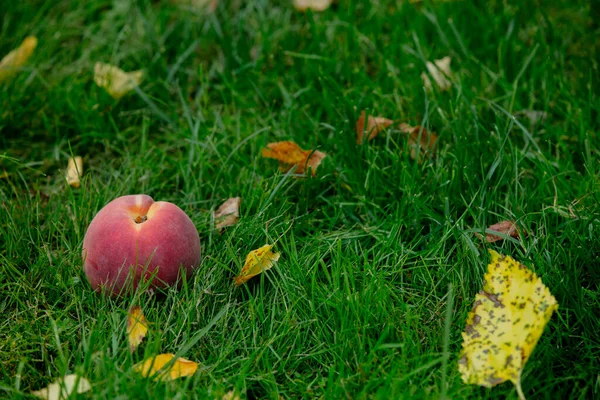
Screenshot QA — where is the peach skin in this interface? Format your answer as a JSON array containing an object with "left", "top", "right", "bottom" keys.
[{"left": 82, "top": 194, "right": 201, "bottom": 295}]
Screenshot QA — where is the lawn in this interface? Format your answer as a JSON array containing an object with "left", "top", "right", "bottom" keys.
[{"left": 1, "top": 0, "right": 599, "bottom": 398}]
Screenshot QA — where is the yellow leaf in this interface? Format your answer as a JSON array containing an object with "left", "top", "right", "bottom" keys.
[
  {"left": 421, "top": 56, "right": 452, "bottom": 91},
  {"left": 293, "top": 0, "right": 332, "bottom": 12},
  {"left": 234, "top": 244, "right": 280, "bottom": 286},
  {"left": 0, "top": 36, "right": 37, "bottom": 83},
  {"left": 133, "top": 353, "right": 198, "bottom": 381},
  {"left": 458, "top": 250, "right": 558, "bottom": 394},
  {"left": 65, "top": 156, "right": 83, "bottom": 188},
  {"left": 94, "top": 62, "right": 143, "bottom": 100},
  {"left": 355, "top": 110, "right": 394, "bottom": 144},
  {"left": 222, "top": 390, "right": 241, "bottom": 400},
  {"left": 262, "top": 141, "right": 326, "bottom": 176},
  {"left": 214, "top": 197, "right": 241, "bottom": 233},
  {"left": 127, "top": 305, "right": 148, "bottom": 352},
  {"left": 31, "top": 375, "right": 91, "bottom": 399}
]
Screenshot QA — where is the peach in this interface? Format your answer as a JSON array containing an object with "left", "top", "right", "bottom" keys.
[{"left": 82, "top": 194, "right": 201, "bottom": 295}]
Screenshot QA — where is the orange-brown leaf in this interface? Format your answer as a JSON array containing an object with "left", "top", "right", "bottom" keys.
[
  {"left": 214, "top": 197, "right": 241, "bottom": 233},
  {"left": 262, "top": 141, "right": 326, "bottom": 176},
  {"left": 234, "top": 244, "right": 280, "bottom": 286},
  {"left": 133, "top": 354, "right": 198, "bottom": 381},
  {"left": 483, "top": 220, "right": 520, "bottom": 243},
  {"left": 356, "top": 111, "right": 394, "bottom": 144},
  {"left": 127, "top": 306, "right": 148, "bottom": 352},
  {"left": 398, "top": 123, "right": 438, "bottom": 160}
]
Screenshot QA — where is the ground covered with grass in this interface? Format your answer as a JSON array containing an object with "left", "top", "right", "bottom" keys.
[{"left": 1, "top": 0, "right": 599, "bottom": 398}]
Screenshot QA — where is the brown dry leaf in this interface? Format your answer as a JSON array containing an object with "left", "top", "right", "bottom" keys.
[
  {"left": 262, "top": 141, "right": 326, "bottom": 176},
  {"left": 127, "top": 305, "right": 148, "bottom": 353},
  {"left": 32, "top": 375, "right": 91, "bottom": 399},
  {"left": 480, "top": 220, "right": 520, "bottom": 243},
  {"left": 293, "top": 0, "right": 332, "bottom": 12},
  {"left": 356, "top": 110, "right": 394, "bottom": 144},
  {"left": 94, "top": 62, "right": 143, "bottom": 100},
  {"left": 65, "top": 156, "right": 83, "bottom": 188},
  {"left": 172, "top": 0, "right": 219, "bottom": 12},
  {"left": 421, "top": 56, "right": 452, "bottom": 91},
  {"left": 398, "top": 124, "right": 438, "bottom": 160},
  {"left": 133, "top": 354, "right": 198, "bottom": 381},
  {"left": 0, "top": 36, "right": 37, "bottom": 83},
  {"left": 214, "top": 197, "right": 241, "bottom": 233},
  {"left": 234, "top": 244, "right": 280, "bottom": 286}
]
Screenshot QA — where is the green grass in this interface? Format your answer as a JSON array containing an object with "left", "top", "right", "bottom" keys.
[{"left": 1, "top": 0, "right": 599, "bottom": 398}]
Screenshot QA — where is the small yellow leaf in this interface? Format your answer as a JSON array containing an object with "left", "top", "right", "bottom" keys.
[
  {"left": 293, "top": 0, "right": 332, "bottom": 12},
  {"left": 398, "top": 123, "right": 438, "bottom": 161},
  {"left": 262, "top": 141, "right": 326, "bottom": 176},
  {"left": 65, "top": 156, "right": 83, "bottom": 188},
  {"left": 133, "top": 353, "right": 198, "bottom": 381},
  {"left": 214, "top": 197, "right": 241, "bottom": 233},
  {"left": 127, "top": 305, "right": 148, "bottom": 352},
  {"left": 222, "top": 390, "right": 241, "bottom": 400},
  {"left": 355, "top": 110, "right": 394, "bottom": 144},
  {"left": 458, "top": 250, "right": 558, "bottom": 391},
  {"left": 32, "top": 375, "right": 91, "bottom": 399},
  {"left": 234, "top": 244, "right": 280, "bottom": 286},
  {"left": 94, "top": 62, "right": 143, "bottom": 100},
  {"left": 421, "top": 56, "right": 452, "bottom": 91},
  {"left": 0, "top": 36, "right": 37, "bottom": 83}
]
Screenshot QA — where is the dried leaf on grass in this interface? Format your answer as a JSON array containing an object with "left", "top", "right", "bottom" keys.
[
  {"left": 458, "top": 250, "right": 558, "bottom": 399},
  {"left": 222, "top": 391, "right": 241, "bottom": 400},
  {"left": 421, "top": 56, "right": 452, "bottom": 91},
  {"left": 127, "top": 305, "right": 148, "bottom": 352},
  {"left": 234, "top": 244, "right": 280, "bottom": 286},
  {"left": 214, "top": 197, "right": 241, "bottom": 233},
  {"left": 32, "top": 375, "right": 91, "bottom": 399},
  {"left": 133, "top": 354, "right": 198, "bottom": 381},
  {"left": 172, "top": 0, "right": 219, "bottom": 12},
  {"left": 356, "top": 111, "right": 394, "bottom": 144},
  {"left": 65, "top": 156, "right": 83, "bottom": 188},
  {"left": 398, "top": 123, "right": 439, "bottom": 160},
  {"left": 262, "top": 141, "right": 326, "bottom": 176},
  {"left": 479, "top": 220, "right": 520, "bottom": 243},
  {"left": 293, "top": 0, "right": 332, "bottom": 12},
  {"left": 0, "top": 36, "right": 37, "bottom": 83},
  {"left": 94, "top": 62, "right": 143, "bottom": 100}
]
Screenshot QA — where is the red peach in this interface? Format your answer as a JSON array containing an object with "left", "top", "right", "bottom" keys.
[{"left": 82, "top": 194, "right": 201, "bottom": 295}]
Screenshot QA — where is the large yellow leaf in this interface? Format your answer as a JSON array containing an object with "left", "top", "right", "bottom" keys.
[
  {"left": 127, "top": 305, "right": 148, "bottom": 352},
  {"left": 31, "top": 375, "right": 91, "bottom": 399},
  {"left": 262, "top": 141, "right": 326, "bottom": 176},
  {"left": 234, "top": 244, "right": 280, "bottom": 286},
  {"left": 133, "top": 353, "right": 198, "bottom": 381},
  {"left": 94, "top": 62, "right": 143, "bottom": 100},
  {"left": 0, "top": 36, "right": 37, "bottom": 83},
  {"left": 458, "top": 250, "right": 558, "bottom": 397}
]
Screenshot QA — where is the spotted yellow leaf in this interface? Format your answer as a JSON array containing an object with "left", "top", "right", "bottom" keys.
[
  {"left": 133, "top": 353, "right": 198, "bottom": 381},
  {"left": 31, "top": 375, "right": 91, "bottom": 399},
  {"left": 458, "top": 250, "right": 558, "bottom": 398},
  {"left": 127, "top": 305, "right": 148, "bottom": 352},
  {"left": 0, "top": 36, "right": 37, "bottom": 83},
  {"left": 234, "top": 244, "right": 280, "bottom": 286},
  {"left": 94, "top": 62, "right": 143, "bottom": 100}
]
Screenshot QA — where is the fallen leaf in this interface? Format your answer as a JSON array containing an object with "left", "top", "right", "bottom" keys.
[
  {"left": 458, "top": 250, "right": 558, "bottom": 397},
  {"left": 234, "top": 244, "right": 280, "bottom": 286},
  {"left": 133, "top": 354, "right": 198, "bottom": 381},
  {"left": 516, "top": 110, "right": 547, "bottom": 127},
  {"left": 356, "top": 110, "right": 394, "bottom": 144},
  {"left": 32, "top": 375, "right": 91, "bottom": 399},
  {"left": 293, "top": 0, "right": 332, "bottom": 12},
  {"left": 480, "top": 220, "right": 520, "bottom": 243},
  {"left": 214, "top": 197, "right": 241, "bottom": 233},
  {"left": 398, "top": 123, "right": 438, "bottom": 160},
  {"left": 0, "top": 36, "right": 37, "bottom": 83},
  {"left": 222, "top": 391, "right": 241, "bottom": 400},
  {"left": 65, "top": 156, "right": 83, "bottom": 188},
  {"left": 172, "top": 0, "right": 219, "bottom": 12},
  {"left": 421, "top": 56, "right": 452, "bottom": 91},
  {"left": 127, "top": 305, "right": 148, "bottom": 353},
  {"left": 262, "top": 141, "right": 326, "bottom": 176},
  {"left": 94, "top": 62, "right": 143, "bottom": 100}
]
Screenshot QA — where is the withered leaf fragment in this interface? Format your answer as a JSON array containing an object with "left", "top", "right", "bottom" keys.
[
  {"left": 262, "top": 141, "right": 326, "bottom": 176},
  {"left": 65, "top": 156, "right": 83, "bottom": 188},
  {"left": 482, "top": 220, "right": 520, "bottom": 243},
  {"left": 234, "top": 244, "right": 280, "bottom": 286},
  {"left": 214, "top": 197, "right": 241, "bottom": 233},
  {"left": 32, "top": 375, "right": 91, "bottom": 399},
  {"left": 293, "top": 0, "right": 332, "bottom": 12},
  {"left": 94, "top": 62, "right": 143, "bottom": 100},
  {"left": 421, "top": 56, "right": 452, "bottom": 91},
  {"left": 127, "top": 305, "right": 148, "bottom": 352},
  {"left": 0, "top": 36, "right": 37, "bottom": 83},
  {"left": 356, "top": 110, "right": 394, "bottom": 144},
  {"left": 398, "top": 123, "right": 438, "bottom": 160}
]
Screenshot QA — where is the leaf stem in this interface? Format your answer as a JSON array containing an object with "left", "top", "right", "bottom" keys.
[{"left": 515, "top": 378, "right": 526, "bottom": 400}]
